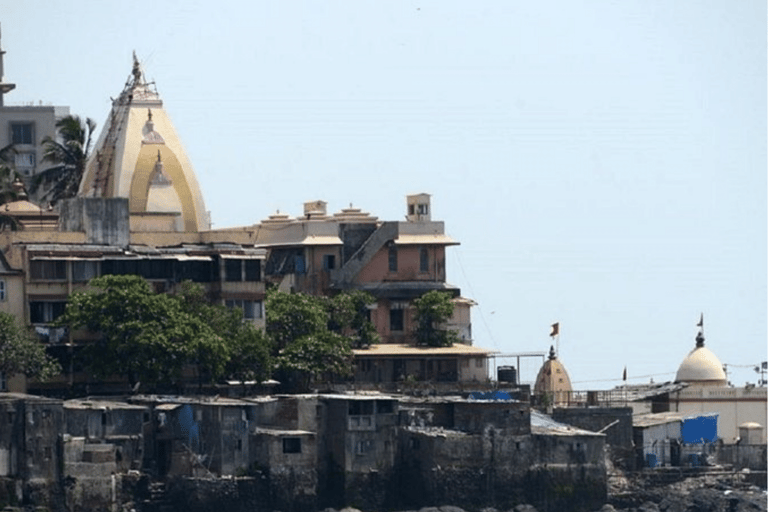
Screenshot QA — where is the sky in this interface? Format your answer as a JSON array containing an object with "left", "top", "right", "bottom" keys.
[{"left": 1, "top": 1, "right": 765, "bottom": 389}]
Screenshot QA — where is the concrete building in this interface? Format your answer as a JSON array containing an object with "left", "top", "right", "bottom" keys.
[
  {"left": 0, "top": 53, "right": 489, "bottom": 393},
  {"left": 668, "top": 327, "right": 767, "bottom": 444},
  {"left": 0, "top": 27, "right": 70, "bottom": 182}
]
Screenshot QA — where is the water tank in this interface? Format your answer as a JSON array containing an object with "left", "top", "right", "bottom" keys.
[{"left": 497, "top": 366, "right": 517, "bottom": 384}]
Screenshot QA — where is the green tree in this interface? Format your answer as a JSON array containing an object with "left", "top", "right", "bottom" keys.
[
  {"left": 265, "top": 289, "right": 354, "bottom": 388},
  {"left": 276, "top": 331, "right": 352, "bottom": 390},
  {"left": 32, "top": 115, "right": 96, "bottom": 204},
  {"left": 225, "top": 322, "right": 273, "bottom": 385},
  {"left": 328, "top": 290, "right": 379, "bottom": 348},
  {"left": 0, "top": 311, "right": 60, "bottom": 382},
  {"left": 413, "top": 290, "right": 459, "bottom": 347},
  {"left": 265, "top": 288, "right": 328, "bottom": 351},
  {"left": 58, "top": 275, "right": 224, "bottom": 390},
  {"left": 176, "top": 281, "right": 273, "bottom": 386},
  {"left": 0, "top": 144, "right": 23, "bottom": 231}
]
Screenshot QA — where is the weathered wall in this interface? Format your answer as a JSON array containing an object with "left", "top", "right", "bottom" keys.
[
  {"left": 396, "top": 426, "right": 606, "bottom": 512},
  {"left": 164, "top": 476, "right": 272, "bottom": 512},
  {"left": 59, "top": 197, "right": 130, "bottom": 246},
  {"left": 716, "top": 444, "right": 767, "bottom": 471},
  {"left": 552, "top": 407, "right": 633, "bottom": 449},
  {"left": 454, "top": 401, "right": 531, "bottom": 434}
]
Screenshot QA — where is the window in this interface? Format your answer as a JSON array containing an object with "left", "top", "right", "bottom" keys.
[
  {"left": 388, "top": 246, "right": 397, "bottom": 272},
  {"left": 389, "top": 308, "right": 403, "bottom": 332},
  {"left": 30, "top": 260, "right": 67, "bottom": 280},
  {"left": 225, "top": 299, "right": 263, "bottom": 320},
  {"left": 11, "top": 123, "right": 34, "bottom": 145},
  {"left": 417, "top": 203, "right": 429, "bottom": 215},
  {"left": 225, "top": 259, "right": 242, "bottom": 282},
  {"left": 244, "top": 260, "right": 261, "bottom": 281},
  {"left": 0, "top": 372, "right": 6, "bottom": 391},
  {"left": 0, "top": 279, "right": 5, "bottom": 301},
  {"left": 356, "top": 440, "right": 374, "bottom": 455},
  {"left": 282, "top": 437, "right": 302, "bottom": 454},
  {"left": 475, "top": 358, "right": 484, "bottom": 368},
  {"left": 323, "top": 254, "right": 335, "bottom": 270},
  {"left": 349, "top": 401, "right": 374, "bottom": 416},
  {"left": 15, "top": 152, "right": 35, "bottom": 168},
  {"left": 29, "top": 301, "right": 67, "bottom": 324},
  {"left": 420, "top": 247, "right": 429, "bottom": 272},
  {"left": 73, "top": 261, "right": 99, "bottom": 282},
  {"left": 376, "top": 401, "right": 394, "bottom": 414},
  {"left": 294, "top": 255, "right": 306, "bottom": 274}
]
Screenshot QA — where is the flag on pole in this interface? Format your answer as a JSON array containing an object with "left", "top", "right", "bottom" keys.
[
  {"left": 550, "top": 322, "right": 559, "bottom": 337},
  {"left": 697, "top": 313, "right": 704, "bottom": 328},
  {"left": 622, "top": 366, "right": 627, "bottom": 382}
]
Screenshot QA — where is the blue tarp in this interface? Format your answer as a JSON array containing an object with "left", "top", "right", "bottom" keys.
[{"left": 681, "top": 414, "right": 718, "bottom": 444}]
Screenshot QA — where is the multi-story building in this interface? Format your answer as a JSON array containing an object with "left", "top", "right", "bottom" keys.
[
  {"left": 0, "top": 53, "right": 491, "bottom": 394},
  {"left": 0, "top": 27, "right": 70, "bottom": 181}
]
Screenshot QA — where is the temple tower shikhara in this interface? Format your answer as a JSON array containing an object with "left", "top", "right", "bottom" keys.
[{"left": 80, "top": 53, "right": 209, "bottom": 232}]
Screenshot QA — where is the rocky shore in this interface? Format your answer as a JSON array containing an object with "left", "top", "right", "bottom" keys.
[{"left": 316, "top": 471, "right": 767, "bottom": 512}]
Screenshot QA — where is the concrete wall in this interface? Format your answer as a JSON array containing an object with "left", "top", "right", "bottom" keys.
[
  {"left": 670, "top": 386, "right": 768, "bottom": 444},
  {"left": 59, "top": 198, "right": 130, "bottom": 246},
  {"left": 251, "top": 431, "right": 317, "bottom": 512},
  {"left": 397, "top": 426, "right": 606, "bottom": 512},
  {"left": 454, "top": 401, "right": 530, "bottom": 434},
  {"left": 552, "top": 407, "right": 633, "bottom": 449}
]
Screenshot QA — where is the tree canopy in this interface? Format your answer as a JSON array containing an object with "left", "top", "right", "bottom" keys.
[
  {"left": 56, "top": 275, "right": 266, "bottom": 391},
  {"left": 266, "top": 289, "right": 369, "bottom": 388},
  {"left": 413, "top": 290, "right": 459, "bottom": 347},
  {"left": 0, "top": 311, "right": 60, "bottom": 382}
]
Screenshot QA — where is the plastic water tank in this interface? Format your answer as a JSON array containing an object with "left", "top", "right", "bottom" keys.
[{"left": 497, "top": 366, "right": 517, "bottom": 384}]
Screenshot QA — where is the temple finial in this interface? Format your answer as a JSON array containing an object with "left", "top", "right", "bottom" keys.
[
  {"left": 132, "top": 51, "right": 142, "bottom": 84},
  {"left": 695, "top": 313, "right": 705, "bottom": 348}
]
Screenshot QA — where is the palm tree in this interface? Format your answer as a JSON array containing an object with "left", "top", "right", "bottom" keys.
[
  {"left": 32, "top": 115, "right": 96, "bottom": 204},
  {"left": 0, "top": 144, "right": 23, "bottom": 231}
]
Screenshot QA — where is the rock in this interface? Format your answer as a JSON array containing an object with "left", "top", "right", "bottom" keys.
[
  {"left": 513, "top": 505, "right": 539, "bottom": 512},
  {"left": 439, "top": 506, "right": 467, "bottom": 512},
  {"left": 598, "top": 505, "right": 617, "bottom": 512},
  {"left": 339, "top": 508, "right": 363, "bottom": 512},
  {"left": 637, "top": 502, "right": 659, "bottom": 512}
]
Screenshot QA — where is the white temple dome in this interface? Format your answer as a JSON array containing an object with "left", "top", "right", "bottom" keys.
[{"left": 675, "top": 331, "right": 727, "bottom": 386}]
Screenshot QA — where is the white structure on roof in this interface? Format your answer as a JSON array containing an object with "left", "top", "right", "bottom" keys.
[
  {"left": 79, "top": 53, "right": 209, "bottom": 232},
  {"left": 674, "top": 330, "right": 727, "bottom": 386},
  {"left": 668, "top": 318, "right": 767, "bottom": 444}
]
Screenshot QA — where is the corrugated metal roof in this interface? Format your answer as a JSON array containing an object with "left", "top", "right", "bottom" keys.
[
  {"left": 531, "top": 410, "right": 604, "bottom": 437},
  {"left": 353, "top": 343, "right": 496, "bottom": 357}
]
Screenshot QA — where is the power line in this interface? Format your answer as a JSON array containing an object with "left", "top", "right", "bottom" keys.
[
  {"left": 573, "top": 372, "right": 675, "bottom": 384},
  {"left": 451, "top": 246, "right": 498, "bottom": 349}
]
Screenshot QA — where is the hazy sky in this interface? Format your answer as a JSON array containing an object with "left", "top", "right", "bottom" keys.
[{"left": 1, "top": 1, "right": 765, "bottom": 388}]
